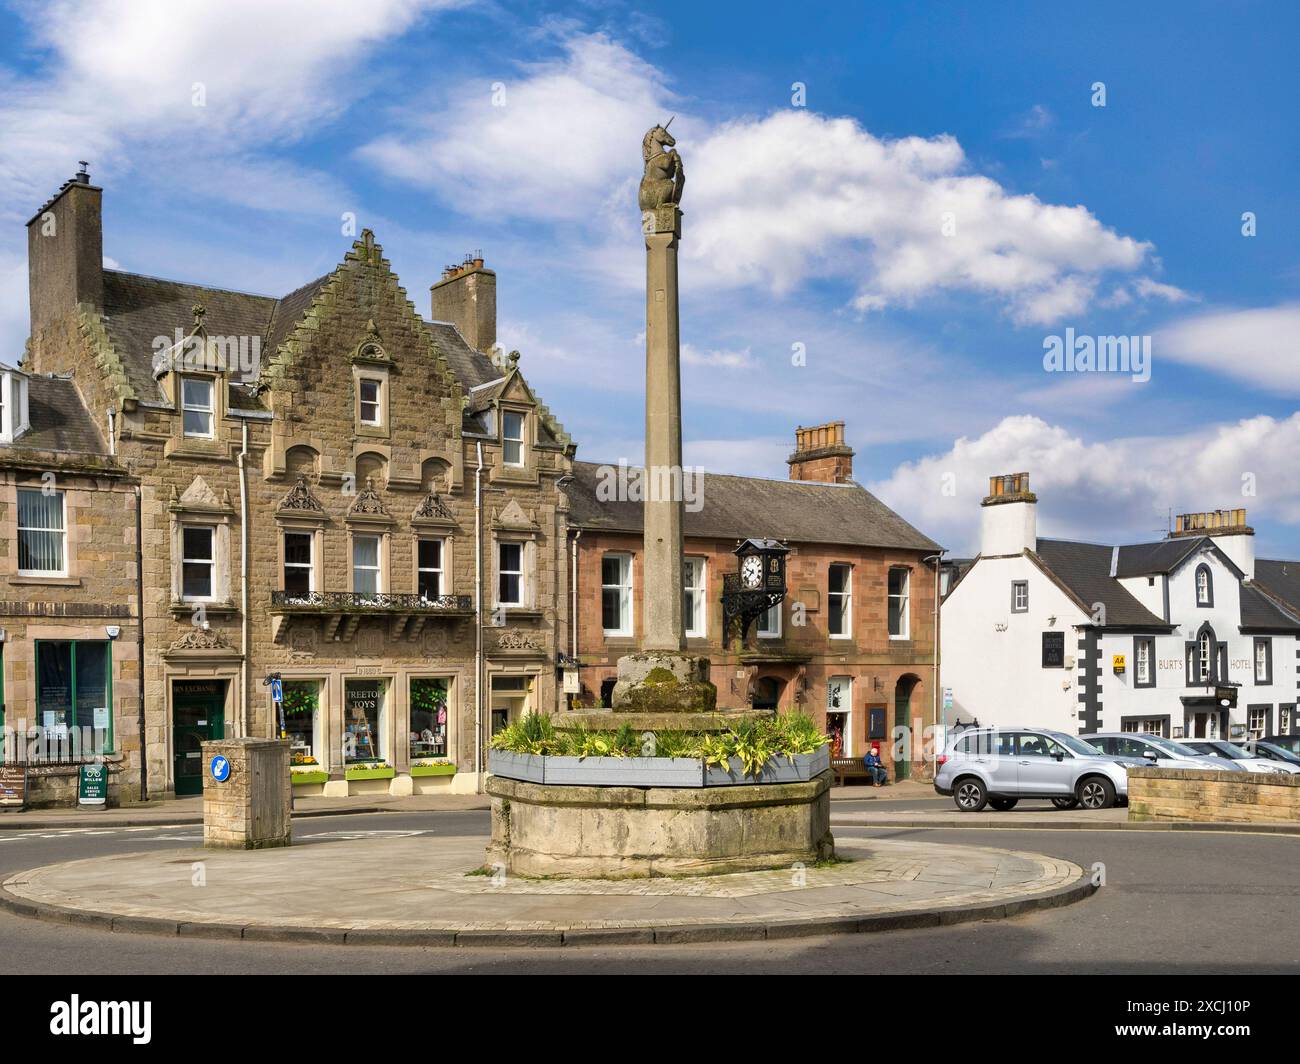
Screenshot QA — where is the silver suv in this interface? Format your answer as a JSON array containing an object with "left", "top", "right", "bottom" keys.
[{"left": 935, "top": 727, "right": 1134, "bottom": 811}]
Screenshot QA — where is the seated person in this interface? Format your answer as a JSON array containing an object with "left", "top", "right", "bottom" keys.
[{"left": 862, "top": 744, "right": 888, "bottom": 786}]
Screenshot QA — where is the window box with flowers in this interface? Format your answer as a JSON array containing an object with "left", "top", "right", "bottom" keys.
[
  {"left": 290, "top": 769, "right": 329, "bottom": 786},
  {"left": 344, "top": 762, "right": 395, "bottom": 782},
  {"left": 410, "top": 760, "right": 457, "bottom": 778}
]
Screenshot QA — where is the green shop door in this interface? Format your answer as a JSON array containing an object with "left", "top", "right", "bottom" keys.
[{"left": 172, "top": 680, "right": 227, "bottom": 796}]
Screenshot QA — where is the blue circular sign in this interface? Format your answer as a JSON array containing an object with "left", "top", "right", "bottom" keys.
[{"left": 210, "top": 755, "right": 231, "bottom": 782}]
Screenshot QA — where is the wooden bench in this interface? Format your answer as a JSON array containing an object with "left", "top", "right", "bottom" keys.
[{"left": 832, "top": 757, "right": 884, "bottom": 787}]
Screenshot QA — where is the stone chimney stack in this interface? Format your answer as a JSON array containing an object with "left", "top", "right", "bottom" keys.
[
  {"left": 26, "top": 163, "right": 104, "bottom": 339},
  {"left": 787, "top": 421, "right": 855, "bottom": 483},
  {"left": 1169, "top": 508, "right": 1255, "bottom": 579},
  {"left": 430, "top": 253, "right": 496, "bottom": 354},
  {"left": 980, "top": 472, "right": 1038, "bottom": 556}
]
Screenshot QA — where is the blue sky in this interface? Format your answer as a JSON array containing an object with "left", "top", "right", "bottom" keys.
[{"left": 1, "top": 0, "right": 1297, "bottom": 554}]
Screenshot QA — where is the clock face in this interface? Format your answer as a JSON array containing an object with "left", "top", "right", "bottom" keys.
[{"left": 741, "top": 555, "right": 764, "bottom": 589}]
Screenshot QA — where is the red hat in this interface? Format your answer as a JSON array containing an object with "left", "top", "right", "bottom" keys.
[{"left": 870, "top": 742, "right": 881, "bottom": 753}]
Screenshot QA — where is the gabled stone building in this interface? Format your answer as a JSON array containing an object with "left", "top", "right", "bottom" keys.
[{"left": 11, "top": 168, "right": 574, "bottom": 803}]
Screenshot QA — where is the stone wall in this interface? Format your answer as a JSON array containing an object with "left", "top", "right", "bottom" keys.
[
  {"left": 1128, "top": 766, "right": 1300, "bottom": 823},
  {"left": 202, "top": 738, "right": 291, "bottom": 849}
]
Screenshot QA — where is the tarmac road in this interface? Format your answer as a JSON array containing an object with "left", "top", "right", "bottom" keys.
[{"left": 0, "top": 808, "right": 1295, "bottom": 974}]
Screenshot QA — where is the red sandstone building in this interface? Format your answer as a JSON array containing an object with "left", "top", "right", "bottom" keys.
[{"left": 563, "top": 422, "right": 943, "bottom": 780}]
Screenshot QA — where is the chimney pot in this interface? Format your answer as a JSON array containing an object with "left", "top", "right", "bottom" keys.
[{"left": 787, "top": 419, "right": 854, "bottom": 483}]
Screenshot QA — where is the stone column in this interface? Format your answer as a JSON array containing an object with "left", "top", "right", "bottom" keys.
[{"left": 642, "top": 203, "right": 685, "bottom": 653}]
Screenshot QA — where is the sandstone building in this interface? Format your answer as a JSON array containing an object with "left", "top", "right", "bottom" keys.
[{"left": 7, "top": 168, "right": 574, "bottom": 803}]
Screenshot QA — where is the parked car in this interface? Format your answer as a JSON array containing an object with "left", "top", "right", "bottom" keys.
[
  {"left": 1260, "top": 734, "right": 1300, "bottom": 758},
  {"left": 1238, "top": 739, "right": 1300, "bottom": 770},
  {"left": 935, "top": 727, "right": 1137, "bottom": 812},
  {"left": 1081, "top": 732, "right": 1242, "bottom": 771},
  {"left": 1178, "top": 740, "right": 1299, "bottom": 774}
]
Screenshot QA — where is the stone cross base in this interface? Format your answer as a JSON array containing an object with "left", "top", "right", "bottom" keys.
[
  {"left": 202, "top": 738, "right": 292, "bottom": 850},
  {"left": 485, "top": 771, "right": 834, "bottom": 878},
  {"left": 610, "top": 651, "right": 718, "bottom": 713}
]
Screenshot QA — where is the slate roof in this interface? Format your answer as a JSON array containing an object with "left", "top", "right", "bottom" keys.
[
  {"left": 96, "top": 268, "right": 564, "bottom": 443},
  {"left": 12, "top": 374, "right": 107, "bottom": 455},
  {"left": 1032, "top": 539, "right": 1169, "bottom": 628},
  {"left": 1114, "top": 538, "right": 1203, "bottom": 577},
  {"left": 102, "top": 271, "right": 276, "bottom": 401},
  {"left": 563, "top": 460, "right": 941, "bottom": 551},
  {"left": 1252, "top": 559, "right": 1300, "bottom": 623},
  {"left": 1238, "top": 580, "right": 1300, "bottom": 630}
]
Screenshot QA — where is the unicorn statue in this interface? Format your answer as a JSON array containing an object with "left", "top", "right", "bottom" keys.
[{"left": 638, "top": 119, "right": 685, "bottom": 211}]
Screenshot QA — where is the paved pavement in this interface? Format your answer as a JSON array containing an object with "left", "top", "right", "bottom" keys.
[
  {"left": 0, "top": 832, "right": 1089, "bottom": 944},
  {"left": 0, "top": 811, "right": 1295, "bottom": 972}
]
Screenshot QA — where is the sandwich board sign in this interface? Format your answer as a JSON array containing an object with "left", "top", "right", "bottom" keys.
[
  {"left": 78, "top": 763, "right": 108, "bottom": 806},
  {"left": 0, "top": 765, "right": 26, "bottom": 809}
]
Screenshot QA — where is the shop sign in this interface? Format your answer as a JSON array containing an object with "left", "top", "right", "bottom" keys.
[
  {"left": 78, "top": 763, "right": 108, "bottom": 806},
  {"left": 562, "top": 668, "right": 580, "bottom": 695},
  {"left": 0, "top": 765, "right": 26, "bottom": 808}
]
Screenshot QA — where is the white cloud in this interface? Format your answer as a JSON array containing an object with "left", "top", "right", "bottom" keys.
[
  {"left": 0, "top": 0, "right": 453, "bottom": 219},
  {"left": 362, "top": 33, "right": 1164, "bottom": 324},
  {"left": 870, "top": 413, "right": 1300, "bottom": 555},
  {"left": 681, "top": 342, "right": 753, "bottom": 369},
  {"left": 1157, "top": 303, "right": 1300, "bottom": 395},
  {"left": 358, "top": 32, "right": 672, "bottom": 221}
]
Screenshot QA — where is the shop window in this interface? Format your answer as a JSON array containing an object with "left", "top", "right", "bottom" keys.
[
  {"left": 409, "top": 678, "right": 449, "bottom": 760},
  {"left": 344, "top": 678, "right": 386, "bottom": 763},
  {"left": 282, "top": 680, "right": 322, "bottom": 765},
  {"left": 35, "top": 640, "right": 112, "bottom": 754},
  {"left": 17, "top": 488, "right": 66, "bottom": 575}
]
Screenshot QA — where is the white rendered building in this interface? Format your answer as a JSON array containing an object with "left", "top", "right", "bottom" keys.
[{"left": 940, "top": 473, "right": 1300, "bottom": 741}]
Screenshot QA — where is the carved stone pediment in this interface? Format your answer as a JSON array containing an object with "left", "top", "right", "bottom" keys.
[
  {"left": 347, "top": 476, "right": 390, "bottom": 519},
  {"left": 492, "top": 498, "right": 537, "bottom": 532},
  {"left": 278, "top": 474, "right": 323, "bottom": 513},
  {"left": 496, "top": 628, "right": 542, "bottom": 652},
  {"left": 351, "top": 319, "right": 391, "bottom": 365},
  {"left": 167, "top": 625, "right": 234, "bottom": 653},
  {"left": 170, "top": 475, "right": 233, "bottom": 515},
  {"left": 412, "top": 491, "right": 455, "bottom": 524}
]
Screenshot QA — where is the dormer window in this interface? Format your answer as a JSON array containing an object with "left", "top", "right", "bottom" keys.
[
  {"left": 502, "top": 410, "right": 525, "bottom": 467},
  {"left": 0, "top": 367, "right": 30, "bottom": 444},
  {"left": 181, "top": 376, "right": 214, "bottom": 438}
]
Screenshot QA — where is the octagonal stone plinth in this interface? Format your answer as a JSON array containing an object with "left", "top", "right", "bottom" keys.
[{"left": 485, "top": 771, "right": 834, "bottom": 878}]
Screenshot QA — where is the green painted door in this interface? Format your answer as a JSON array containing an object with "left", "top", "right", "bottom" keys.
[
  {"left": 172, "top": 681, "right": 226, "bottom": 796},
  {"left": 894, "top": 681, "right": 913, "bottom": 781}
]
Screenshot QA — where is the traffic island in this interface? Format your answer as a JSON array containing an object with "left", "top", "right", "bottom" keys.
[{"left": 0, "top": 834, "right": 1094, "bottom": 946}]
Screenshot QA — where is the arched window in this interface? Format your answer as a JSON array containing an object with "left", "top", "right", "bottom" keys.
[
  {"left": 1195, "top": 564, "right": 1213, "bottom": 607},
  {"left": 1198, "top": 630, "right": 1213, "bottom": 681}
]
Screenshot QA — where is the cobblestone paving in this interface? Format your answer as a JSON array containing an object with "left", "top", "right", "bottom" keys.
[{"left": 2, "top": 835, "right": 1084, "bottom": 934}]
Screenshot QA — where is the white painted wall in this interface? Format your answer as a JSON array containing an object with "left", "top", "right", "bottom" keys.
[
  {"left": 941, "top": 554, "right": 1086, "bottom": 732},
  {"left": 980, "top": 500, "right": 1036, "bottom": 556}
]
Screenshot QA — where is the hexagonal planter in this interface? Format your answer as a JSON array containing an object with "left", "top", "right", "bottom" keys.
[
  {"left": 703, "top": 747, "right": 831, "bottom": 787},
  {"left": 487, "top": 750, "right": 545, "bottom": 784},
  {"left": 542, "top": 755, "right": 704, "bottom": 787}
]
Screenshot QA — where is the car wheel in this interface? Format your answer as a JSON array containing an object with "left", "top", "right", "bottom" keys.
[
  {"left": 988, "top": 797, "right": 1018, "bottom": 811},
  {"left": 1051, "top": 797, "right": 1079, "bottom": 810},
  {"left": 954, "top": 778, "right": 988, "bottom": 812},
  {"left": 1077, "top": 776, "right": 1116, "bottom": 810}
]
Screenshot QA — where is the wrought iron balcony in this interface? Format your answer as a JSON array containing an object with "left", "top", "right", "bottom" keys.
[{"left": 271, "top": 591, "right": 472, "bottom": 613}]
